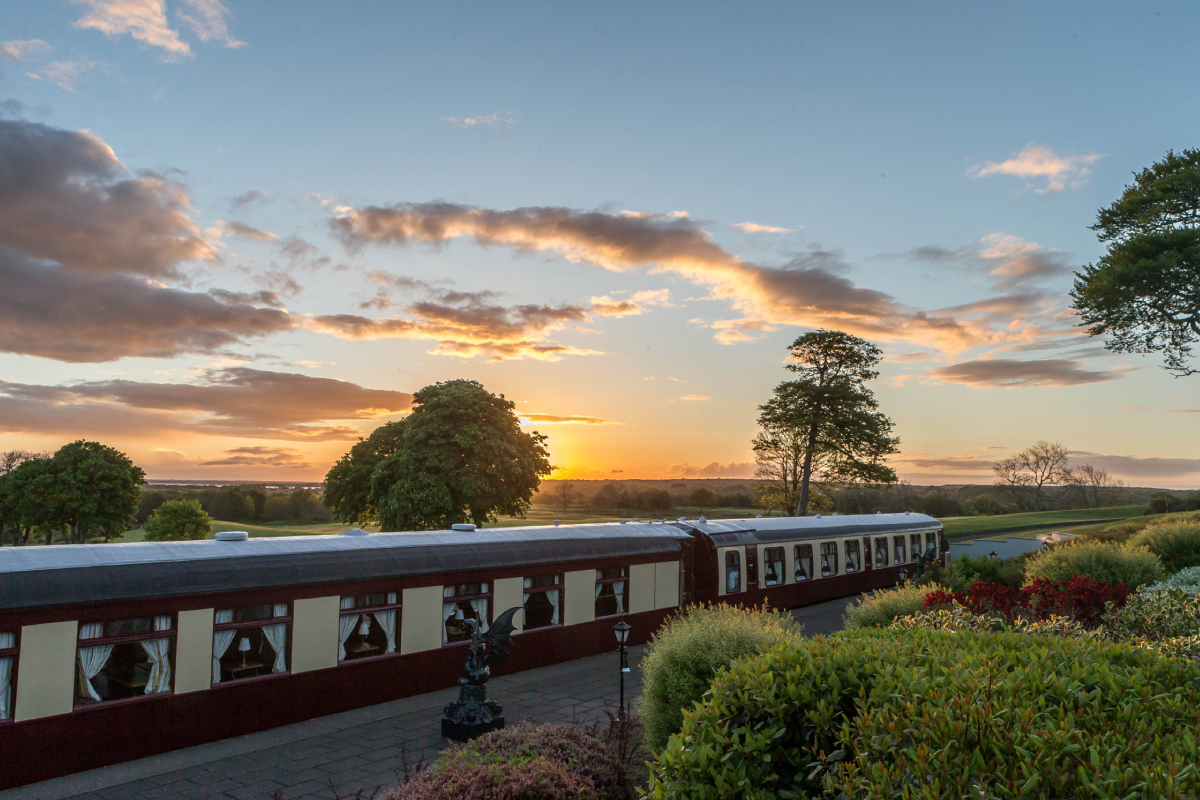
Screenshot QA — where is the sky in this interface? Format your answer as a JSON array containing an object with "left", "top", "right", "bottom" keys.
[{"left": 0, "top": 0, "right": 1197, "bottom": 487}]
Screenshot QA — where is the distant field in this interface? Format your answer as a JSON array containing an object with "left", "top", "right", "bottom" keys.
[
  {"left": 941, "top": 506, "right": 1145, "bottom": 538},
  {"left": 118, "top": 520, "right": 380, "bottom": 542}
]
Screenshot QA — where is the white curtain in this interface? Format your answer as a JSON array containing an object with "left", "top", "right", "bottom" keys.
[
  {"left": 212, "top": 609, "right": 236, "bottom": 685},
  {"left": 0, "top": 656, "right": 12, "bottom": 720},
  {"left": 77, "top": 623, "right": 112, "bottom": 703},
  {"left": 613, "top": 582, "right": 625, "bottom": 612},
  {"left": 262, "top": 623, "right": 288, "bottom": 673},
  {"left": 140, "top": 615, "right": 173, "bottom": 694},
  {"left": 373, "top": 609, "right": 397, "bottom": 653},
  {"left": 469, "top": 599, "right": 489, "bottom": 632},
  {"left": 547, "top": 589, "right": 560, "bottom": 624},
  {"left": 338, "top": 597, "right": 357, "bottom": 662},
  {"left": 0, "top": 632, "right": 12, "bottom": 649},
  {"left": 442, "top": 602, "right": 457, "bottom": 644},
  {"left": 273, "top": 603, "right": 288, "bottom": 618}
]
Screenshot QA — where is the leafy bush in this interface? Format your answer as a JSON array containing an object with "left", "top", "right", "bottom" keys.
[
  {"left": 394, "top": 757, "right": 596, "bottom": 800},
  {"left": 1105, "top": 589, "right": 1200, "bottom": 644},
  {"left": 1144, "top": 566, "right": 1200, "bottom": 595},
  {"left": 142, "top": 499, "right": 212, "bottom": 541},
  {"left": 647, "top": 629, "right": 1200, "bottom": 799},
  {"left": 1024, "top": 539, "right": 1163, "bottom": 588},
  {"left": 843, "top": 582, "right": 942, "bottom": 629},
  {"left": 941, "top": 553, "right": 1026, "bottom": 591},
  {"left": 637, "top": 603, "right": 803, "bottom": 752},
  {"left": 1128, "top": 520, "right": 1200, "bottom": 574},
  {"left": 925, "top": 576, "right": 1131, "bottom": 626},
  {"left": 891, "top": 606, "right": 1095, "bottom": 640}
]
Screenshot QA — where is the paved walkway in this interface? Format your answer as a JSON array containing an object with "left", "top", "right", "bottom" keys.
[{"left": 3, "top": 595, "right": 853, "bottom": 800}]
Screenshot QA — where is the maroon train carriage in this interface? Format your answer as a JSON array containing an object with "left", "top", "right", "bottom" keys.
[{"left": 0, "top": 512, "right": 942, "bottom": 788}]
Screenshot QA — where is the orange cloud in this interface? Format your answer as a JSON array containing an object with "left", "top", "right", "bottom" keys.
[{"left": 969, "top": 144, "right": 1104, "bottom": 193}]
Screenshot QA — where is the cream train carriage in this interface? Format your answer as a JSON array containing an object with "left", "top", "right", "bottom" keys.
[{"left": 0, "top": 513, "right": 942, "bottom": 788}]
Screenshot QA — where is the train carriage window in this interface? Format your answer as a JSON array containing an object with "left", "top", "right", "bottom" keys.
[
  {"left": 794, "top": 545, "right": 813, "bottom": 581},
  {"left": 339, "top": 592, "right": 400, "bottom": 662},
  {"left": 820, "top": 542, "right": 838, "bottom": 577},
  {"left": 910, "top": 534, "right": 922, "bottom": 562},
  {"left": 0, "top": 631, "right": 15, "bottom": 721},
  {"left": 926, "top": 532, "right": 938, "bottom": 553},
  {"left": 596, "top": 567, "right": 629, "bottom": 617},
  {"left": 874, "top": 538, "right": 889, "bottom": 567},
  {"left": 213, "top": 604, "right": 290, "bottom": 684},
  {"left": 444, "top": 584, "right": 491, "bottom": 644},
  {"left": 76, "top": 616, "right": 175, "bottom": 706},
  {"left": 523, "top": 574, "right": 563, "bottom": 630},
  {"left": 844, "top": 540, "right": 861, "bottom": 572},
  {"left": 893, "top": 536, "right": 906, "bottom": 566},
  {"left": 763, "top": 548, "right": 785, "bottom": 586},
  {"left": 597, "top": 566, "right": 633, "bottom": 618},
  {"left": 724, "top": 552, "right": 741, "bottom": 593}
]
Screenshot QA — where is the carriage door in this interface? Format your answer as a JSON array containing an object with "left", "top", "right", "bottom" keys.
[
  {"left": 863, "top": 537, "right": 873, "bottom": 570},
  {"left": 745, "top": 546, "right": 759, "bottom": 589}
]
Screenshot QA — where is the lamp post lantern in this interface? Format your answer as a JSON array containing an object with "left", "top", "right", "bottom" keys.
[{"left": 612, "top": 621, "right": 631, "bottom": 719}]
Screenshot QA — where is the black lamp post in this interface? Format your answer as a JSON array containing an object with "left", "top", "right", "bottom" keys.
[{"left": 612, "top": 620, "right": 631, "bottom": 719}]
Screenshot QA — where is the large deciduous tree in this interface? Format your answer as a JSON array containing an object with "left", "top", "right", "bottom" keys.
[
  {"left": 324, "top": 380, "right": 553, "bottom": 531},
  {"left": 754, "top": 330, "right": 899, "bottom": 516},
  {"left": 46, "top": 441, "right": 146, "bottom": 542},
  {"left": 992, "top": 440, "right": 1071, "bottom": 512},
  {"left": 143, "top": 499, "right": 213, "bottom": 541},
  {"left": 1071, "top": 148, "right": 1200, "bottom": 376}
]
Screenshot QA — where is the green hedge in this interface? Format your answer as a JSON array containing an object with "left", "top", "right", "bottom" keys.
[
  {"left": 637, "top": 603, "right": 803, "bottom": 752},
  {"left": 843, "top": 581, "right": 942, "bottom": 629},
  {"left": 1128, "top": 521, "right": 1200, "bottom": 574},
  {"left": 1024, "top": 540, "right": 1163, "bottom": 588},
  {"left": 647, "top": 629, "right": 1200, "bottom": 799}
]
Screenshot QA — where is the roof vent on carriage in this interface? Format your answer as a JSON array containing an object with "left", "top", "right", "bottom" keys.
[
  {"left": 214, "top": 530, "right": 249, "bottom": 542},
  {"left": 451, "top": 523, "right": 477, "bottom": 532}
]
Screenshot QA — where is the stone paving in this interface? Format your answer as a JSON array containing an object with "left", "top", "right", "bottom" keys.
[{"left": 2, "top": 596, "right": 852, "bottom": 800}]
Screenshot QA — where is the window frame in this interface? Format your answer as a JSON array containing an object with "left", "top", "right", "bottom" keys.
[
  {"left": 910, "top": 533, "right": 922, "bottom": 562},
  {"left": 522, "top": 573, "right": 564, "bottom": 631},
  {"left": 212, "top": 602, "right": 293, "bottom": 686},
  {"left": 595, "top": 567, "right": 630, "bottom": 618},
  {"left": 893, "top": 535, "right": 906, "bottom": 566},
  {"left": 794, "top": 544, "right": 813, "bottom": 581},
  {"left": 762, "top": 547, "right": 785, "bottom": 587},
  {"left": 74, "top": 614, "right": 177, "bottom": 709},
  {"left": 925, "top": 531, "right": 938, "bottom": 553},
  {"left": 844, "top": 539, "right": 861, "bottom": 573},
  {"left": 874, "top": 537, "right": 890, "bottom": 568},
  {"left": 339, "top": 592, "right": 401, "bottom": 664},
  {"left": 820, "top": 541, "right": 839, "bottom": 577},
  {"left": 0, "top": 629, "right": 17, "bottom": 723},
  {"left": 443, "top": 582, "right": 493, "bottom": 645},
  {"left": 723, "top": 550, "right": 742, "bottom": 594}
]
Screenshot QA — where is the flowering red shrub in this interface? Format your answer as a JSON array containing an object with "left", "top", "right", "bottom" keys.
[{"left": 924, "top": 576, "right": 1131, "bottom": 625}]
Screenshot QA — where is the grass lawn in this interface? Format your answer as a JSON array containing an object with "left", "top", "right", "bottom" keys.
[
  {"left": 118, "top": 520, "right": 381, "bottom": 542},
  {"left": 941, "top": 505, "right": 1145, "bottom": 538}
]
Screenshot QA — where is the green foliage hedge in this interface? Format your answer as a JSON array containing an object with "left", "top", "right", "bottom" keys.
[
  {"left": 942, "top": 552, "right": 1026, "bottom": 590},
  {"left": 142, "top": 498, "right": 212, "bottom": 541},
  {"left": 843, "top": 582, "right": 942, "bottom": 629},
  {"left": 1024, "top": 540, "right": 1163, "bottom": 588},
  {"left": 1128, "top": 521, "right": 1200, "bottom": 574},
  {"left": 648, "top": 629, "right": 1200, "bottom": 799},
  {"left": 637, "top": 604, "right": 803, "bottom": 752}
]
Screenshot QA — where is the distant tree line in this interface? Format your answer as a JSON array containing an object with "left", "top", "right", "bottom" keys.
[{"left": 137, "top": 485, "right": 332, "bottom": 526}]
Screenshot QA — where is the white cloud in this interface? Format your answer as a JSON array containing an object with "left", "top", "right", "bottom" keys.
[
  {"left": 969, "top": 144, "right": 1105, "bottom": 193},
  {"left": 177, "top": 0, "right": 244, "bottom": 48},
  {"left": 72, "top": 0, "right": 193, "bottom": 60},
  {"left": 27, "top": 59, "right": 108, "bottom": 92},
  {"left": 436, "top": 111, "right": 517, "bottom": 129},
  {"left": 732, "top": 222, "right": 795, "bottom": 234},
  {"left": 0, "top": 39, "right": 53, "bottom": 62}
]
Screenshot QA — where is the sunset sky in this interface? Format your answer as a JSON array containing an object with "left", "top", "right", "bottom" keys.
[{"left": 1, "top": 1, "right": 1198, "bottom": 487}]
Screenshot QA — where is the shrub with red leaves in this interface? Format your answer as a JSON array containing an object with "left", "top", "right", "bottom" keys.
[
  {"left": 394, "top": 757, "right": 597, "bottom": 800},
  {"left": 924, "top": 575, "right": 1131, "bottom": 626}
]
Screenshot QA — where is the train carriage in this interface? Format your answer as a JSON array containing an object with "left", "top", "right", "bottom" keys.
[{"left": 0, "top": 512, "right": 942, "bottom": 788}]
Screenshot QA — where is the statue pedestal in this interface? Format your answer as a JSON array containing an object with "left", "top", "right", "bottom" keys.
[{"left": 441, "top": 681, "right": 505, "bottom": 742}]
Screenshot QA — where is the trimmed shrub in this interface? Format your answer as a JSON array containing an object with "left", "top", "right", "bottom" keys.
[
  {"left": 394, "top": 757, "right": 597, "bottom": 800},
  {"left": 637, "top": 603, "right": 803, "bottom": 752},
  {"left": 1105, "top": 588, "right": 1200, "bottom": 645},
  {"left": 1128, "top": 521, "right": 1200, "bottom": 574},
  {"left": 1024, "top": 539, "right": 1163, "bottom": 588},
  {"left": 941, "top": 552, "right": 1026, "bottom": 591},
  {"left": 647, "top": 629, "right": 1200, "bottom": 799},
  {"left": 142, "top": 498, "right": 212, "bottom": 541},
  {"left": 925, "top": 576, "right": 1131, "bottom": 626},
  {"left": 843, "top": 582, "right": 942, "bottom": 629},
  {"left": 892, "top": 606, "right": 1096, "bottom": 639},
  {"left": 454, "top": 722, "right": 626, "bottom": 800},
  {"left": 1144, "top": 565, "right": 1200, "bottom": 595}
]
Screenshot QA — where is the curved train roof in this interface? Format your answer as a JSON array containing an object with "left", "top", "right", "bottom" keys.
[
  {"left": 675, "top": 512, "right": 941, "bottom": 547},
  {"left": 0, "top": 522, "right": 692, "bottom": 611}
]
